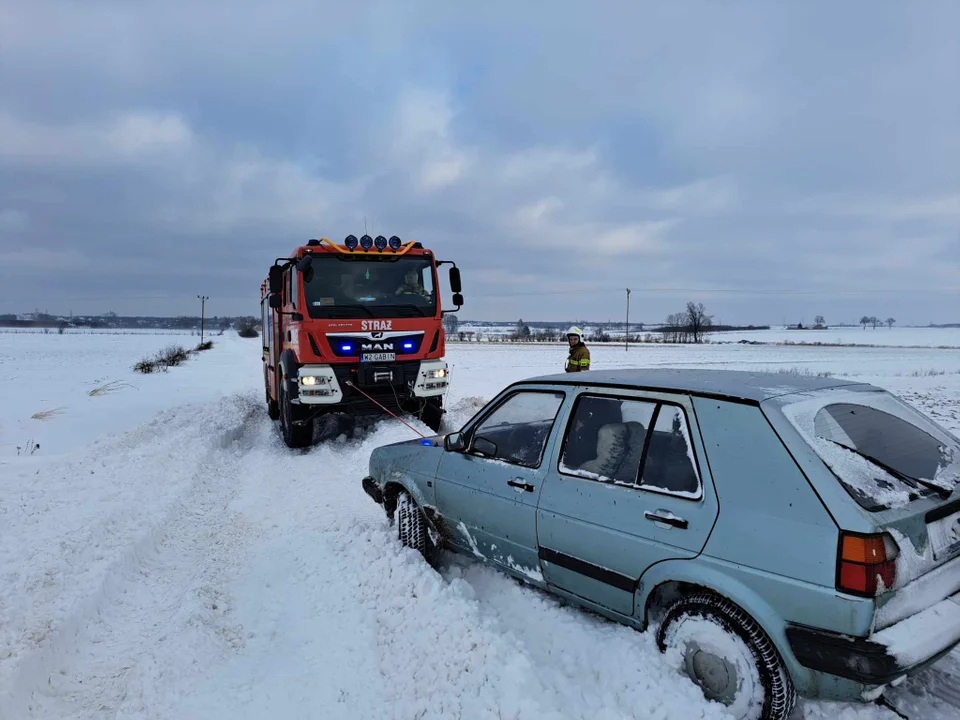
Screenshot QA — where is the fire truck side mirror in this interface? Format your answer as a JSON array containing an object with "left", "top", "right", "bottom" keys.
[
  {"left": 448, "top": 267, "right": 462, "bottom": 293},
  {"left": 268, "top": 266, "right": 283, "bottom": 294},
  {"left": 452, "top": 293, "right": 464, "bottom": 307},
  {"left": 269, "top": 294, "right": 282, "bottom": 309},
  {"left": 296, "top": 255, "right": 313, "bottom": 273}
]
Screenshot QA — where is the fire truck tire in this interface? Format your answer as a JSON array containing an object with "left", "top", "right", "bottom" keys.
[
  {"left": 265, "top": 374, "right": 280, "bottom": 420},
  {"left": 279, "top": 376, "right": 312, "bottom": 448},
  {"left": 419, "top": 397, "right": 443, "bottom": 433}
]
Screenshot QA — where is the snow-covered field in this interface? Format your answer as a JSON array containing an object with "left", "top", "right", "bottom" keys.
[
  {"left": 452, "top": 326, "right": 960, "bottom": 349},
  {"left": 2, "top": 330, "right": 960, "bottom": 719}
]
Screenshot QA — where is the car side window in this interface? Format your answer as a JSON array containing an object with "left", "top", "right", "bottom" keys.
[
  {"left": 638, "top": 405, "right": 702, "bottom": 498},
  {"left": 470, "top": 391, "right": 565, "bottom": 468},
  {"left": 560, "top": 395, "right": 656, "bottom": 484}
]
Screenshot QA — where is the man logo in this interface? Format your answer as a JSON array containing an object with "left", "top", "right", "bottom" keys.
[{"left": 361, "top": 342, "right": 394, "bottom": 352}]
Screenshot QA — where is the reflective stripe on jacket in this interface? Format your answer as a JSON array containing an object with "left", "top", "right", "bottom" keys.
[{"left": 565, "top": 343, "right": 591, "bottom": 372}]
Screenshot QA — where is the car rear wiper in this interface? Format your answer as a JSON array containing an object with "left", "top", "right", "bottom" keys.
[{"left": 827, "top": 440, "right": 952, "bottom": 499}]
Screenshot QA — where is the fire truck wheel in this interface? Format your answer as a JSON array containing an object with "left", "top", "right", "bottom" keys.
[
  {"left": 419, "top": 397, "right": 443, "bottom": 433},
  {"left": 265, "top": 377, "right": 280, "bottom": 421},
  {"left": 279, "top": 378, "right": 312, "bottom": 448}
]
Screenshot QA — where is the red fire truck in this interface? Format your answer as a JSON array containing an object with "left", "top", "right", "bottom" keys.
[{"left": 260, "top": 234, "right": 463, "bottom": 448}]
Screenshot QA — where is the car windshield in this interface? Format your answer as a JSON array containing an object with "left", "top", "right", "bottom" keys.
[
  {"left": 779, "top": 389, "right": 960, "bottom": 511},
  {"left": 302, "top": 255, "right": 437, "bottom": 319}
]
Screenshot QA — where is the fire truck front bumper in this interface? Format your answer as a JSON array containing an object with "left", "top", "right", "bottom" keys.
[{"left": 296, "top": 365, "right": 344, "bottom": 404}]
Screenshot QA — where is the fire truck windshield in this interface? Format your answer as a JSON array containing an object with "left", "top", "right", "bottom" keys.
[{"left": 302, "top": 255, "right": 437, "bottom": 319}]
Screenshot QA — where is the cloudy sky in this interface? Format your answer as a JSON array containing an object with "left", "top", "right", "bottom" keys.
[{"left": 1, "top": 1, "right": 958, "bottom": 325}]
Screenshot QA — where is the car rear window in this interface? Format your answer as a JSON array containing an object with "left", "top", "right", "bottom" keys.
[{"left": 779, "top": 390, "right": 960, "bottom": 512}]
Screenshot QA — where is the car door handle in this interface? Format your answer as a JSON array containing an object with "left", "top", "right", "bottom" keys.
[
  {"left": 507, "top": 478, "right": 535, "bottom": 492},
  {"left": 644, "top": 510, "right": 688, "bottom": 530}
]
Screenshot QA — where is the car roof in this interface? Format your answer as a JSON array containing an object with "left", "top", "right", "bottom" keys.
[{"left": 520, "top": 368, "right": 867, "bottom": 403}]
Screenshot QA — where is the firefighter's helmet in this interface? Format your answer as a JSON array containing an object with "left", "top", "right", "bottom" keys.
[{"left": 566, "top": 326, "right": 584, "bottom": 342}]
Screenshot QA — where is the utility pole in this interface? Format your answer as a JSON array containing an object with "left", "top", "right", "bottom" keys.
[
  {"left": 625, "top": 288, "right": 631, "bottom": 351},
  {"left": 197, "top": 295, "right": 209, "bottom": 344}
]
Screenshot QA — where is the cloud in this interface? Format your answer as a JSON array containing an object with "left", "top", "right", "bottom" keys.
[
  {"left": 0, "top": 1, "right": 957, "bottom": 323},
  {"left": 0, "top": 111, "right": 192, "bottom": 165}
]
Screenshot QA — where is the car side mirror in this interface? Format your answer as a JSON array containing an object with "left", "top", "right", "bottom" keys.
[
  {"left": 269, "top": 294, "right": 282, "bottom": 309},
  {"left": 449, "top": 266, "right": 462, "bottom": 293},
  {"left": 444, "top": 432, "right": 465, "bottom": 452}
]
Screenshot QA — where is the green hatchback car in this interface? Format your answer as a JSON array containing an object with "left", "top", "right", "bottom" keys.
[{"left": 362, "top": 369, "right": 960, "bottom": 720}]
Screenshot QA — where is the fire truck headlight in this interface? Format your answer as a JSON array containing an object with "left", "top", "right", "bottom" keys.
[
  {"left": 426, "top": 367, "right": 447, "bottom": 379},
  {"left": 360, "top": 234, "right": 373, "bottom": 250},
  {"left": 374, "top": 235, "right": 387, "bottom": 251},
  {"left": 344, "top": 234, "right": 358, "bottom": 250},
  {"left": 300, "top": 375, "right": 328, "bottom": 386},
  {"left": 388, "top": 235, "right": 402, "bottom": 251}
]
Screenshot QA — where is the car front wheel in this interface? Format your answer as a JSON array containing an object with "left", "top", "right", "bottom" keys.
[
  {"left": 656, "top": 592, "right": 797, "bottom": 720},
  {"left": 395, "top": 490, "right": 439, "bottom": 564}
]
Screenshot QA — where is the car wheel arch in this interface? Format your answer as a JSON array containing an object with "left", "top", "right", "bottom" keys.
[
  {"left": 382, "top": 480, "right": 434, "bottom": 520},
  {"left": 637, "top": 562, "right": 818, "bottom": 697}
]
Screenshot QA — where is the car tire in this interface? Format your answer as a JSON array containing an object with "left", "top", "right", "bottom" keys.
[
  {"left": 396, "top": 490, "right": 439, "bottom": 563},
  {"left": 279, "top": 373, "right": 312, "bottom": 449},
  {"left": 656, "top": 591, "right": 797, "bottom": 720}
]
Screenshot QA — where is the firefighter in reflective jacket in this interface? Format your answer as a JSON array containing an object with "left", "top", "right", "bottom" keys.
[{"left": 564, "top": 327, "right": 591, "bottom": 372}]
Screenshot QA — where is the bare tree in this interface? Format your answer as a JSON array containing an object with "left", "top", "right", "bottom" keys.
[
  {"left": 814, "top": 315, "right": 825, "bottom": 327},
  {"left": 886, "top": 317, "right": 896, "bottom": 329},
  {"left": 871, "top": 316, "right": 880, "bottom": 330},
  {"left": 662, "top": 313, "right": 686, "bottom": 343},
  {"left": 589, "top": 327, "right": 611, "bottom": 343},
  {"left": 443, "top": 314, "right": 459, "bottom": 336},
  {"left": 860, "top": 316, "right": 871, "bottom": 330},
  {"left": 685, "top": 302, "right": 713, "bottom": 344},
  {"left": 513, "top": 318, "right": 531, "bottom": 341}
]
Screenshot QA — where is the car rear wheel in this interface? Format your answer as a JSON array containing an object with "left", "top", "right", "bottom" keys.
[
  {"left": 395, "top": 490, "right": 439, "bottom": 564},
  {"left": 656, "top": 592, "right": 796, "bottom": 720}
]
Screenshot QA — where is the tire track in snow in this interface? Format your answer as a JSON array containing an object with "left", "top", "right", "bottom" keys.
[
  {"left": 3, "top": 394, "right": 263, "bottom": 719},
  {"left": 124, "top": 411, "right": 733, "bottom": 720}
]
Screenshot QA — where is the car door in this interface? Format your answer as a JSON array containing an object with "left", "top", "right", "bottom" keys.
[
  {"left": 435, "top": 387, "right": 566, "bottom": 579},
  {"left": 536, "top": 390, "right": 719, "bottom": 617}
]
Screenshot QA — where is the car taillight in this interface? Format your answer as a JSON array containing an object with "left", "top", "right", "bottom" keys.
[{"left": 837, "top": 532, "right": 898, "bottom": 597}]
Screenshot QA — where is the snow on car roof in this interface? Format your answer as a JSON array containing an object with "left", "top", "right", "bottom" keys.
[{"left": 522, "top": 368, "right": 866, "bottom": 403}]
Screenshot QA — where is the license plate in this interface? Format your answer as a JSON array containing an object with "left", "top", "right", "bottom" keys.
[
  {"left": 362, "top": 352, "right": 395, "bottom": 363},
  {"left": 928, "top": 511, "right": 960, "bottom": 561}
]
